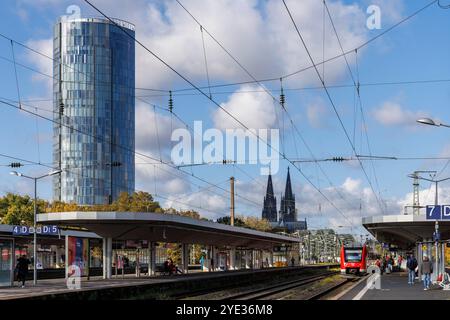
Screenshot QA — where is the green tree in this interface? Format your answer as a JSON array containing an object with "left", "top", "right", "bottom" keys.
[
  {"left": 216, "top": 216, "right": 246, "bottom": 227},
  {"left": 0, "top": 193, "right": 48, "bottom": 225}
]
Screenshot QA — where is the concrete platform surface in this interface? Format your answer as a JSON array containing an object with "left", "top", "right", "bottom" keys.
[{"left": 340, "top": 272, "right": 450, "bottom": 300}]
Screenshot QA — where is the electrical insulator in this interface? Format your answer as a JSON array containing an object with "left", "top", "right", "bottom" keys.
[
  {"left": 280, "top": 89, "right": 285, "bottom": 107},
  {"left": 332, "top": 157, "right": 345, "bottom": 162},
  {"left": 10, "top": 162, "right": 22, "bottom": 168},
  {"left": 279, "top": 78, "right": 285, "bottom": 108},
  {"left": 168, "top": 91, "right": 173, "bottom": 113},
  {"left": 59, "top": 100, "right": 64, "bottom": 115}
]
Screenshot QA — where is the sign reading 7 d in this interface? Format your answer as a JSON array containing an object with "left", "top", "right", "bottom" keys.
[{"left": 426, "top": 205, "right": 450, "bottom": 220}]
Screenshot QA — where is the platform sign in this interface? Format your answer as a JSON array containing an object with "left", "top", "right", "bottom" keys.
[
  {"left": 426, "top": 205, "right": 442, "bottom": 220},
  {"left": 12, "top": 225, "right": 59, "bottom": 235},
  {"left": 443, "top": 205, "right": 450, "bottom": 219}
]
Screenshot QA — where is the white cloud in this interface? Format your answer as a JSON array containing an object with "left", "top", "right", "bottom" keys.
[
  {"left": 23, "top": 0, "right": 370, "bottom": 89},
  {"left": 213, "top": 84, "right": 277, "bottom": 130},
  {"left": 135, "top": 102, "right": 182, "bottom": 157},
  {"left": 135, "top": 157, "right": 190, "bottom": 196},
  {"left": 163, "top": 191, "right": 228, "bottom": 220},
  {"left": 397, "top": 185, "right": 450, "bottom": 215},
  {"left": 372, "top": 101, "right": 429, "bottom": 127},
  {"left": 24, "top": 38, "right": 53, "bottom": 92}
]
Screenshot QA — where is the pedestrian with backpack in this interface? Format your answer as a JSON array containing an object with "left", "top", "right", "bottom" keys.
[{"left": 406, "top": 254, "right": 418, "bottom": 285}]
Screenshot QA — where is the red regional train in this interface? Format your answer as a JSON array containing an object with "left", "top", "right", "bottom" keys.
[{"left": 340, "top": 245, "right": 367, "bottom": 275}]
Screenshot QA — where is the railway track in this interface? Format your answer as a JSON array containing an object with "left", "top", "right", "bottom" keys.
[
  {"left": 220, "top": 272, "right": 337, "bottom": 300},
  {"left": 307, "top": 274, "right": 367, "bottom": 300}
]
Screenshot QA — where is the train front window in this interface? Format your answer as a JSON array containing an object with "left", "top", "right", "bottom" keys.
[{"left": 345, "top": 249, "right": 362, "bottom": 262}]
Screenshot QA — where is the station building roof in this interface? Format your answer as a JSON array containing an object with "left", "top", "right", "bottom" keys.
[
  {"left": 362, "top": 214, "right": 450, "bottom": 249},
  {"left": 37, "top": 212, "right": 301, "bottom": 250}
]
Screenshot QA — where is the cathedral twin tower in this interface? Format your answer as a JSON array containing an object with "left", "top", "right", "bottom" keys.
[{"left": 262, "top": 168, "right": 297, "bottom": 223}]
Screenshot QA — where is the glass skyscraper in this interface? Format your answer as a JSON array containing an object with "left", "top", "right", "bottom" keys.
[{"left": 53, "top": 17, "right": 135, "bottom": 205}]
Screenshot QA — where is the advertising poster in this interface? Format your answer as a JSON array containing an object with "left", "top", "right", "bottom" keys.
[
  {"left": 68, "top": 237, "right": 88, "bottom": 276},
  {"left": 445, "top": 244, "right": 450, "bottom": 268}
]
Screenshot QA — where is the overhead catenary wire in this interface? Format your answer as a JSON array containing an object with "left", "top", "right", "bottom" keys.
[
  {"left": 199, "top": 25, "right": 212, "bottom": 99},
  {"left": 438, "top": 0, "right": 450, "bottom": 9},
  {"left": 324, "top": 0, "right": 385, "bottom": 214},
  {"left": 175, "top": 0, "right": 362, "bottom": 222},
  {"left": 0, "top": 151, "right": 232, "bottom": 217},
  {"left": 0, "top": 0, "right": 438, "bottom": 95},
  {"left": 1, "top": 0, "right": 440, "bottom": 225},
  {"left": 2, "top": 47, "right": 450, "bottom": 100},
  {"left": 149, "top": 0, "right": 441, "bottom": 93},
  {"left": 282, "top": 0, "right": 385, "bottom": 215},
  {"left": 174, "top": 0, "right": 364, "bottom": 225},
  {"left": 0, "top": 98, "right": 263, "bottom": 211},
  {"left": 83, "top": 0, "right": 357, "bottom": 228}
]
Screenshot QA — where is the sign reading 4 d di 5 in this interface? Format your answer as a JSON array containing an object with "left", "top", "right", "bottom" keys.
[{"left": 426, "top": 205, "right": 450, "bottom": 220}]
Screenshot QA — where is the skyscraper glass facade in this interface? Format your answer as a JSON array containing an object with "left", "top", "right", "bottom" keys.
[{"left": 53, "top": 18, "right": 135, "bottom": 205}]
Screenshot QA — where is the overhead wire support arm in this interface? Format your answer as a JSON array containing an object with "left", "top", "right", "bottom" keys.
[{"left": 10, "top": 40, "right": 22, "bottom": 109}]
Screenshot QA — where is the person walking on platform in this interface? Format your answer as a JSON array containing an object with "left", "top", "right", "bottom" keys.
[
  {"left": 420, "top": 256, "right": 433, "bottom": 290},
  {"left": 15, "top": 255, "right": 30, "bottom": 288},
  {"left": 406, "top": 254, "right": 418, "bottom": 285}
]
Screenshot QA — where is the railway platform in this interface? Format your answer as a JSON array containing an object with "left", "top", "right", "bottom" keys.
[
  {"left": 0, "top": 265, "right": 334, "bottom": 300},
  {"left": 339, "top": 272, "right": 450, "bottom": 300}
]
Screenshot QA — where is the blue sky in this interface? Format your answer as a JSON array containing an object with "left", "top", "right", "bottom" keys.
[{"left": 0, "top": 0, "right": 449, "bottom": 235}]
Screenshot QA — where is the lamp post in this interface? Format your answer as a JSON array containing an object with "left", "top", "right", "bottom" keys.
[
  {"left": 417, "top": 117, "right": 450, "bottom": 281},
  {"left": 417, "top": 118, "right": 450, "bottom": 128},
  {"left": 10, "top": 170, "right": 62, "bottom": 285}
]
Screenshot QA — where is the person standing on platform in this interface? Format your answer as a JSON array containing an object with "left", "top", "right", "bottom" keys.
[
  {"left": 199, "top": 255, "right": 204, "bottom": 271},
  {"left": 397, "top": 255, "right": 403, "bottom": 271},
  {"left": 420, "top": 256, "right": 433, "bottom": 290},
  {"left": 406, "top": 254, "right": 418, "bottom": 285}
]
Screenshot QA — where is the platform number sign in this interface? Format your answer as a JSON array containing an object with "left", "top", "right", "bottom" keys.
[
  {"left": 12, "top": 225, "right": 59, "bottom": 235},
  {"left": 426, "top": 205, "right": 450, "bottom": 220}
]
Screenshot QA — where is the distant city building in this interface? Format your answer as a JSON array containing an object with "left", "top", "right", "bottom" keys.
[
  {"left": 299, "top": 229, "right": 355, "bottom": 263},
  {"left": 262, "top": 173, "right": 277, "bottom": 222},
  {"left": 262, "top": 167, "right": 307, "bottom": 233},
  {"left": 53, "top": 17, "right": 136, "bottom": 205}
]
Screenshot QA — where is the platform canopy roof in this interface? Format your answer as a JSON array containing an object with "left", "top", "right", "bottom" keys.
[
  {"left": 37, "top": 212, "right": 300, "bottom": 250},
  {"left": 362, "top": 214, "right": 450, "bottom": 249}
]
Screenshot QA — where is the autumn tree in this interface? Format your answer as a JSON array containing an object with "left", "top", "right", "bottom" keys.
[
  {"left": 46, "top": 191, "right": 162, "bottom": 213},
  {"left": 216, "top": 215, "right": 272, "bottom": 232},
  {"left": 240, "top": 216, "right": 272, "bottom": 232},
  {"left": 0, "top": 193, "right": 49, "bottom": 225}
]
